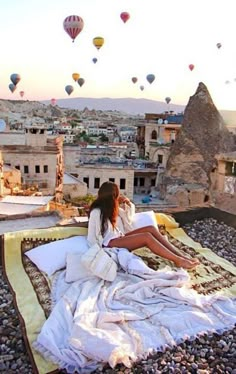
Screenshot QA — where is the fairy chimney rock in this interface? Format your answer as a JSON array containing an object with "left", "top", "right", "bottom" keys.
[{"left": 161, "top": 82, "right": 235, "bottom": 206}]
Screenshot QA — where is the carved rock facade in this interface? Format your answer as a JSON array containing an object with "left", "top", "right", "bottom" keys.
[{"left": 160, "top": 82, "right": 236, "bottom": 206}]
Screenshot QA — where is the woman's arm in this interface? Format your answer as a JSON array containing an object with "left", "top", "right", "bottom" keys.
[
  {"left": 87, "top": 209, "right": 103, "bottom": 247},
  {"left": 118, "top": 201, "right": 136, "bottom": 233}
]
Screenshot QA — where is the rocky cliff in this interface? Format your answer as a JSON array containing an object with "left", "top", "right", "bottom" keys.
[{"left": 161, "top": 82, "right": 236, "bottom": 206}]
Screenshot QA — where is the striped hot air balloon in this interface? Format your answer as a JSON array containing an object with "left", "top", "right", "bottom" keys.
[{"left": 63, "top": 15, "right": 84, "bottom": 42}]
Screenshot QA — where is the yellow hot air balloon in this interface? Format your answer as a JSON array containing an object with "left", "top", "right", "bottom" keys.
[
  {"left": 72, "top": 73, "right": 80, "bottom": 82},
  {"left": 93, "top": 36, "right": 104, "bottom": 50}
]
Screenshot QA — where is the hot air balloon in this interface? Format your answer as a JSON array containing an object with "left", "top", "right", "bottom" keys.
[
  {"left": 188, "top": 64, "right": 194, "bottom": 71},
  {"left": 140, "top": 85, "right": 144, "bottom": 91},
  {"left": 63, "top": 15, "right": 84, "bottom": 42},
  {"left": 93, "top": 37, "right": 104, "bottom": 50},
  {"left": 165, "top": 97, "right": 171, "bottom": 104},
  {"left": 51, "top": 98, "right": 56, "bottom": 106},
  {"left": 146, "top": 74, "right": 155, "bottom": 84},
  {"left": 120, "top": 12, "right": 130, "bottom": 23},
  {"left": 10, "top": 73, "right": 21, "bottom": 85},
  {"left": 19, "top": 91, "right": 24, "bottom": 98},
  {"left": 131, "top": 77, "right": 138, "bottom": 84},
  {"left": 78, "top": 78, "right": 85, "bottom": 87},
  {"left": 92, "top": 57, "right": 98, "bottom": 64},
  {"left": 65, "top": 85, "right": 74, "bottom": 95},
  {"left": 72, "top": 73, "right": 80, "bottom": 82},
  {"left": 216, "top": 42, "right": 222, "bottom": 49},
  {"left": 9, "top": 83, "right": 16, "bottom": 93}
]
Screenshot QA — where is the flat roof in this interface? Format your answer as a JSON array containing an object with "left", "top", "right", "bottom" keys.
[{"left": 0, "top": 196, "right": 53, "bottom": 205}]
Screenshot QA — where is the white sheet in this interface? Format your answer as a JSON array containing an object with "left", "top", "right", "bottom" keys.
[{"left": 34, "top": 248, "right": 236, "bottom": 374}]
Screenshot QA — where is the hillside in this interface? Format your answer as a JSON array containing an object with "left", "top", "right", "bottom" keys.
[
  {"left": 0, "top": 97, "right": 236, "bottom": 125},
  {"left": 42, "top": 97, "right": 185, "bottom": 116}
]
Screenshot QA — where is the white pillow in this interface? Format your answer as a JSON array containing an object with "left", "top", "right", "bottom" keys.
[
  {"left": 25, "top": 235, "right": 89, "bottom": 277},
  {"left": 132, "top": 211, "right": 158, "bottom": 230},
  {"left": 65, "top": 253, "right": 92, "bottom": 283}
]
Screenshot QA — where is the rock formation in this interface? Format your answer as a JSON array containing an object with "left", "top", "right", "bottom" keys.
[{"left": 160, "top": 82, "right": 236, "bottom": 206}]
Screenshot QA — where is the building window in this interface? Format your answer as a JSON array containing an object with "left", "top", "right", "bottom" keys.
[
  {"left": 35, "top": 165, "right": 40, "bottom": 173},
  {"left": 151, "top": 178, "right": 155, "bottom": 186},
  {"left": 44, "top": 165, "right": 48, "bottom": 173},
  {"left": 139, "top": 177, "right": 145, "bottom": 187},
  {"left": 109, "top": 178, "right": 115, "bottom": 183},
  {"left": 134, "top": 177, "right": 138, "bottom": 187},
  {"left": 15, "top": 165, "right": 20, "bottom": 170},
  {"left": 83, "top": 177, "right": 89, "bottom": 187},
  {"left": 120, "top": 178, "right": 126, "bottom": 190},
  {"left": 158, "top": 154, "right": 163, "bottom": 164},
  {"left": 24, "top": 165, "right": 29, "bottom": 174},
  {"left": 94, "top": 178, "right": 100, "bottom": 189},
  {"left": 151, "top": 130, "right": 157, "bottom": 140},
  {"left": 226, "top": 162, "right": 236, "bottom": 176}
]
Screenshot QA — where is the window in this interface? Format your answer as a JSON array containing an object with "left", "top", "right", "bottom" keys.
[
  {"left": 151, "top": 178, "right": 155, "bottom": 186},
  {"left": 158, "top": 154, "right": 163, "bottom": 164},
  {"left": 139, "top": 177, "right": 145, "bottom": 187},
  {"left": 94, "top": 178, "right": 100, "bottom": 189},
  {"left": 35, "top": 165, "right": 40, "bottom": 173},
  {"left": 134, "top": 177, "right": 138, "bottom": 187},
  {"left": 24, "top": 165, "right": 29, "bottom": 174},
  {"left": 15, "top": 165, "right": 20, "bottom": 170},
  {"left": 151, "top": 130, "right": 157, "bottom": 140},
  {"left": 83, "top": 177, "right": 89, "bottom": 187},
  {"left": 109, "top": 178, "right": 115, "bottom": 183},
  {"left": 120, "top": 178, "right": 126, "bottom": 190},
  {"left": 226, "top": 162, "right": 236, "bottom": 176},
  {"left": 44, "top": 165, "right": 48, "bottom": 173}
]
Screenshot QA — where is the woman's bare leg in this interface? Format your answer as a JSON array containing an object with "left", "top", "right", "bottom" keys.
[
  {"left": 108, "top": 233, "right": 198, "bottom": 269},
  {"left": 124, "top": 225, "right": 199, "bottom": 264}
]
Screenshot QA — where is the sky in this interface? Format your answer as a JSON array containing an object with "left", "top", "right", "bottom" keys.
[{"left": 1, "top": 0, "right": 236, "bottom": 110}]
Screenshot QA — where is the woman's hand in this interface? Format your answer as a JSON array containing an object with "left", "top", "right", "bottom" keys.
[{"left": 119, "top": 195, "right": 131, "bottom": 207}]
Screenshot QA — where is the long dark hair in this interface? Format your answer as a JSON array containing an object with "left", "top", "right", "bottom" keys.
[{"left": 89, "top": 181, "right": 120, "bottom": 236}]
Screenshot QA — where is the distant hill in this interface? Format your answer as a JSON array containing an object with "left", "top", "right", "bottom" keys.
[{"left": 42, "top": 97, "right": 185, "bottom": 116}]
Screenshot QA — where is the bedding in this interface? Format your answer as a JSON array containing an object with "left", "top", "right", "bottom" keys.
[{"left": 2, "top": 214, "right": 236, "bottom": 374}]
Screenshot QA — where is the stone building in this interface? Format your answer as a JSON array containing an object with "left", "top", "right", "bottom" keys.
[
  {"left": 136, "top": 113, "right": 182, "bottom": 164},
  {"left": 63, "top": 172, "right": 87, "bottom": 200},
  {"left": 210, "top": 152, "right": 236, "bottom": 213},
  {"left": 75, "top": 163, "right": 134, "bottom": 199},
  {"left": 0, "top": 123, "right": 64, "bottom": 201}
]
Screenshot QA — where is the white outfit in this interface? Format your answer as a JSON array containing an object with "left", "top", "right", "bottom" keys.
[{"left": 87, "top": 203, "right": 135, "bottom": 248}]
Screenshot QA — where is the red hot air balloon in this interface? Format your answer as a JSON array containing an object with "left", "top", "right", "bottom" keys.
[
  {"left": 120, "top": 12, "right": 130, "bottom": 23},
  {"left": 63, "top": 15, "right": 84, "bottom": 42},
  {"left": 188, "top": 64, "right": 194, "bottom": 71},
  {"left": 19, "top": 91, "right": 24, "bottom": 98},
  {"left": 131, "top": 77, "right": 138, "bottom": 84},
  {"left": 51, "top": 98, "right": 56, "bottom": 106}
]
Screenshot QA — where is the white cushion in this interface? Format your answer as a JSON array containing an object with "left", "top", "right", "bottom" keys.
[
  {"left": 25, "top": 235, "right": 89, "bottom": 277},
  {"left": 132, "top": 211, "right": 158, "bottom": 230},
  {"left": 81, "top": 243, "right": 117, "bottom": 281},
  {"left": 65, "top": 253, "right": 92, "bottom": 283}
]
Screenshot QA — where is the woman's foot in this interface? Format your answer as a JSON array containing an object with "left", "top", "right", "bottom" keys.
[{"left": 175, "top": 257, "right": 200, "bottom": 270}]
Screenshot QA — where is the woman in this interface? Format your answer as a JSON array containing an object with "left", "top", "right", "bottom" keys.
[{"left": 87, "top": 181, "right": 199, "bottom": 270}]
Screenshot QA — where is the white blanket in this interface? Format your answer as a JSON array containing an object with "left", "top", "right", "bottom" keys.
[{"left": 34, "top": 248, "right": 236, "bottom": 374}]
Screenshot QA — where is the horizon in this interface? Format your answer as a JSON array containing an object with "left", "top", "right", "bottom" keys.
[{"left": 0, "top": 0, "right": 236, "bottom": 111}]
